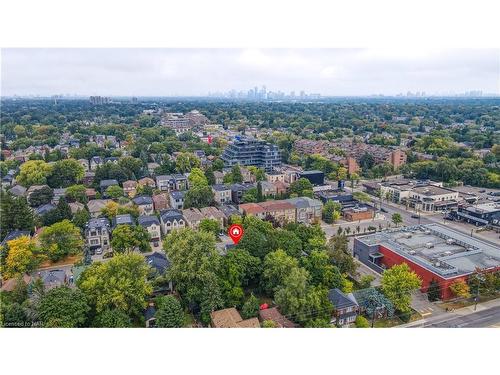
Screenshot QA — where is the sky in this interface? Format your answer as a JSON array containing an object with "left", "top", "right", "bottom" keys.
[{"left": 1, "top": 48, "right": 499, "bottom": 97}]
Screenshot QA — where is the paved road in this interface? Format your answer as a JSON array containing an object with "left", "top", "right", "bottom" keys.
[{"left": 418, "top": 305, "right": 500, "bottom": 328}]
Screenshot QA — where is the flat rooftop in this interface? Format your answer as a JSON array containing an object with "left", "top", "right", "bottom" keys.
[
  {"left": 357, "top": 224, "right": 500, "bottom": 279},
  {"left": 412, "top": 185, "right": 456, "bottom": 196}
]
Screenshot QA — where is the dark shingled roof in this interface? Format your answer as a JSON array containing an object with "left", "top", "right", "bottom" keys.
[{"left": 328, "top": 288, "right": 358, "bottom": 310}]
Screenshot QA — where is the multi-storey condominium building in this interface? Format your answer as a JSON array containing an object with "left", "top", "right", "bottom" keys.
[{"left": 221, "top": 136, "right": 281, "bottom": 172}]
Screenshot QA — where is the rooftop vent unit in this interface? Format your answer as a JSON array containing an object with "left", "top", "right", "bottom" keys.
[
  {"left": 404, "top": 233, "right": 412, "bottom": 239},
  {"left": 434, "top": 261, "right": 441, "bottom": 267},
  {"left": 444, "top": 251, "right": 452, "bottom": 256},
  {"left": 425, "top": 242, "right": 434, "bottom": 249},
  {"left": 446, "top": 238, "right": 455, "bottom": 245},
  {"left": 408, "top": 250, "right": 416, "bottom": 255},
  {"left": 425, "top": 230, "right": 431, "bottom": 235}
]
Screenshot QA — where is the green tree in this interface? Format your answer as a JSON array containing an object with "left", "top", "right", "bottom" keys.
[
  {"left": 73, "top": 208, "right": 91, "bottom": 230},
  {"left": 289, "top": 178, "right": 313, "bottom": 197},
  {"left": 199, "top": 218, "right": 220, "bottom": 237},
  {"left": 77, "top": 253, "right": 152, "bottom": 318},
  {"left": 66, "top": 184, "right": 88, "bottom": 204},
  {"left": 163, "top": 228, "right": 223, "bottom": 324},
  {"left": 111, "top": 225, "right": 151, "bottom": 254},
  {"left": 155, "top": 295, "right": 185, "bottom": 328},
  {"left": 204, "top": 167, "right": 216, "bottom": 185},
  {"left": 0, "top": 193, "right": 34, "bottom": 240},
  {"left": 327, "top": 235, "right": 357, "bottom": 275},
  {"left": 47, "top": 159, "right": 85, "bottom": 188},
  {"left": 27, "top": 186, "right": 54, "bottom": 207},
  {"left": 355, "top": 315, "right": 370, "bottom": 328},
  {"left": 241, "top": 294, "right": 260, "bottom": 319},
  {"left": 248, "top": 166, "right": 265, "bottom": 182},
  {"left": 271, "top": 229, "right": 303, "bottom": 258},
  {"left": 230, "top": 164, "right": 243, "bottom": 183},
  {"left": 261, "top": 249, "right": 299, "bottom": 294},
  {"left": 93, "top": 308, "right": 132, "bottom": 328},
  {"left": 300, "top": 250, "right": 343, "bottom": 289},
  {"left": 175, "top": 152, "right": 200, "bottom": 173},
  {"left": 322, "top": 200, "right": 342, "bottom": 224},
  {"left": 427, "top": 279, "right": 441, "bottom": 302},
  {"left": 381, "top": 263, "right": 422, "bottom": 313},
  {"left": 38, "top": 286, "right": 90, "bottom": 328},
  {"left": 391, "top": 213, "right": 403, "bottom": 227},
  {"left": 16, "top": 160, "right": 53, "bottom": 187},
  {"left": 106, "top": 185, "right": 124, "bottom": 199},
  {"left": 188, "top": 167, "right": 208, "bottom": 188},
  {"left": 183, "top": 186, "right": 215, "bottom": 209},
  {"left": 39, "top": 220, "right": 84, "bottom": 262},
  {"left": 358, "top": 275, "right": 375, "bottom": 289},
  {"left": 275, "top": 267, "right": 333, "bottom": 325}
]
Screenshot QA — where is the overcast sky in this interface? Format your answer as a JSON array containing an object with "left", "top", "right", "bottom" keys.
[{"left": 1, "top": 48, "right": 499, "bottom": 97}]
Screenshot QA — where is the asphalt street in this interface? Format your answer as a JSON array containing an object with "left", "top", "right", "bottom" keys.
[{"left": 418, "top": 305, "right": 500, "bottom": 328}]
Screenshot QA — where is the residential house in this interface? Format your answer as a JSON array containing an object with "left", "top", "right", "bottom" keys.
[
  {"left": 36, "top": 269, "right": 68, "bottom": 290},
  {"left": 104, "top": 157, "right": 119, "bottom": 164},
  {"left": 68, "top": 202, "right": 85, "bottom": 215},
  {"left": 238, "top": 202, "right": 266, "bottom": 219},
  {"left": 210, "top": 307, "right": 260, "bottom": 328},
  {"left": 260, "top": 181, "right": 277, "bottom": 197},
  {"left": 138, "top": 177, "right": 156, "bottom": 189},
  {"left": 82, "top": 171, "right": 95, "bottom": 187},
  {"left": 199, "top": 206, "right": 225, "bottom": 229},
  {"left": 258, "top": 200, "right": 296, "bottom": 226},
  {"left": 52, "top": 188, "right": 66, "bottom": 204},
  {"left": 123, "top": 180, "right": 138, "bottom": 197},
  {"left": 169, "top": 190, "right": 186, "bottom": 210},
  {"left": 156, "top": 174, "right": 187, "bottom": 192},
  {"left": 265, "top": 171, "right": 286, "bottom": 183},
  {"left": 133, "top": 195, "right": 154, "bottom": 215},
  {"left": 212, "top": 184, "right": 232, "bottom": 205},
  {"left": 328, "top": 288, "right": 359, "bottom": 327},
  {"left": 85, "top": 188, "right": 97, "bottom": 200},
  {"left": 213, "top": 171, "right": 224, "bottom": 184},
  {"left": 26, "top": 185, "right": 50, "bottom": 201},
  {"left": 2, "top": 174, "right": 13, "bottom": 189},
  {"left": 90, "top": 156, "right": 103, "bottom": 170},
  {"left": 138, "top": 215, "right": 162, "bottom": 249},
  {"left": 240, "top": 167, "right": 255, "bottom": 183},
  {"left": 8, "top": 184, "right": 27, "bottom": 197},
  {"left": 85, "top": 217, "right": 111, "bottom": 254},
  {"left": 144, "top": 304, "right": 157, "bottom": 328},
  {"left": 100, "top": 179, "right": 119, "bottom": 194},
  {"left": 152, "top": 193, "right": 169, "bottom": 211},
  {"left": 146, "top": 252, "right": 173, "bottom": 293},
  {"left": 286, "top": 197, "right": 323, "bottom": 225},
  {"left": 258, "top": 307, "right": 297, "bottom": 328},
  {"left": 182, "top": 208, "right": 204, "bottom": 229},
  {"left": 230, "top": 183, "right": 254, "bottom": 204},
  {"left": 159, "top": 209, "right": 186, "bottom": 235},
  {"left": 1, "top": 230, "right": 31, "bottom": 247},
  {"left": 78, "top": 159, "right": 89, "bottom": 171},
  {"left": 273, "top": 181, "right": 289, "bottom": 196},
  {"left": 218, "top": 204, "right": 241, "bottom": 225},
  {"left": 112, "top": 214, "right": 135, "bottom": 229},
  {"left": 87, "top": 199, "right": 111, "bottom": 218},
  {"left": 34, "top": 203, "right": 56, "bottom": 217},
  {"left": 147, "top": 162, "right": 160, "bottom": 175}
]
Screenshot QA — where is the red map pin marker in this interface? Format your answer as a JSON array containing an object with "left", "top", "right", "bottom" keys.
[{"left": 228, "top": 224, "right": 244, "bottom": 245}]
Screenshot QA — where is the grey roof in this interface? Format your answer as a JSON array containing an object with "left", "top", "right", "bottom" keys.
[
  {"left": 133, "top": 195, "right": 153, "bottom": 205},
  {"left": 138, "top": 215, "right": 160, "bottom": 227},
  {"left": 212, "top": 184, "right": 231, "bottom": 192},
  {"left": 328, "top": 288, "right": 358, "bottom": 310},
  {"left": 39, "top": 269, "right": 66, "bottom": 286},
  {"left": 100, "top": 179, "right": 119, "bottom": 188},
  {"left": 169, "top": 190, "right": 186, "bottom": 200},
  {"left": 160, "top": 209, "right": 184, "bottom": 222},
  {"left": 144, "top": 305, "right": 156, "bottom": 321},
  {"left": 104, "top": 157, "right": 119, "bottom": 163},
  {"left": 287, "top": 196, "right": 322, "bottom": 209},
  {"left": 1, "top": 230, "right": 30, "bottom": 246},
  {"left": 34, "top": 203, "right": 56, "bottom": 216},
  {"left": 86, "top": 217, "right": 110, "bottom": 230},
  {"left": 91, "top": 156, "right": 103, "bottom": 163},
  {"left": 146, "top": 252, "right": 170, "bottom": 275},
  {"left": 8, "top": 185, "right": 27, "bottom": 196},
  {"left": 112, "top": 214, "right": 134, "bottom": 227}
]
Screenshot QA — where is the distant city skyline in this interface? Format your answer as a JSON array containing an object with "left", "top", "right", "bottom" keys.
[{"left": 1, "top": 49, "right": 499, "bottom": 97}]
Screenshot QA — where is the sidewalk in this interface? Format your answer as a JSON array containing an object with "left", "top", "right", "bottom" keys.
[{"left": 398, "top": 297, "right": 500, "bottom": 328}]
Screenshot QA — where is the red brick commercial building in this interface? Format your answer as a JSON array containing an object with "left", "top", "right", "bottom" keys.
[
  {"left": 343, "top": 206, "right": 375, "bottom": 222},
  {"left": 354, "top": 224, "right": 500, "bottom": 300}
]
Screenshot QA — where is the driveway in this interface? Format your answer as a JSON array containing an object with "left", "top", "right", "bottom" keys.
[{"left": 410, "top": 290, "right": 444, "bottom": 317}]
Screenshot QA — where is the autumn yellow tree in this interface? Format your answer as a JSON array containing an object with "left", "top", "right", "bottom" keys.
[
  {"left": 449, "top": 279, "right": 471, "bottom": 299},
  {"left": 4, "top": 236, "right": 41, "bottom": 279}
]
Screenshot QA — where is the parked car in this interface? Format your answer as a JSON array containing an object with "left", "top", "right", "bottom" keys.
[
  {"left": 380, "top": 207, "right": 388, "bottom": 213},
  {"left": 478, "top": 189, "right": 486, "bottom": 193},
  {"left": 411, "top": 214, "right": 420, "bottom": 219}
]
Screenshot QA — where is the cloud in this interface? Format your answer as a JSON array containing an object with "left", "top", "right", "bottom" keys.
[{"left": 1, "top": 48, "right": 498, "bottom": 96}]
